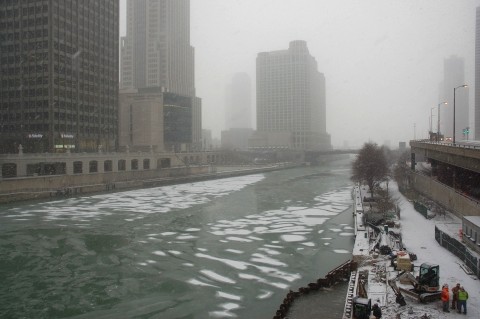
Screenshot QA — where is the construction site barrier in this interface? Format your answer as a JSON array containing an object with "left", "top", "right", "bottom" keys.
[
  {"left": 413, "top": 201, "right": 429, "bottom": 219},
  {"left": 435, "top": 226, "right": 479, "bottom": 278}
]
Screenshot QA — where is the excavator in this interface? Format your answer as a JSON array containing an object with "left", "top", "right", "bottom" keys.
[{"left": 388, "top": 263, "right": 442, "bottom": 304}]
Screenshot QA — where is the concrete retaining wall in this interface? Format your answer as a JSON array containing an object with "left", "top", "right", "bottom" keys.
[
  {"left": 0, "top": 166, "right": 210, "bottom": 204},
  {"left": 0, "top": 163, "right": 298, "bottom": 204},
  {"left": 411, "top": 172, "right": 480, "bottom": 217}
]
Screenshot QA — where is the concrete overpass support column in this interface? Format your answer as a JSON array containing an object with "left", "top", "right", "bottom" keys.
[
  {"left": 113, "top": 158, "right": 118, "bottom": 172},
  {"left": 17, "top": 162, "right": 27, "bottom": 177},
  {"left": 65, "top": 159, "right": 74, "bottom": 175},
  {"left": 98, "top": 160, "right": 104, "bottom": 173}
]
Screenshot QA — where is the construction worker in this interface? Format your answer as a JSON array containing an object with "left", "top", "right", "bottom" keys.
[
  {"left": 441, "top": 284, "right": 450, "bottom": 312},
  {"left": 457, "top": 286, "right": 468, "bottom": 314},
  {"left": 451, "top": 283, "right": 461, "bottom": 310},
  {"left": 372, "top": 303, "right": 382, "bottom": 319}
]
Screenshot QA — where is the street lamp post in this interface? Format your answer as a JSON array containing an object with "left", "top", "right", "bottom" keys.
[
  {"left": 429, "top": 106, "right": 436, "bottom": 139},
  {"left": 437, "top": 101, "right": 447, "bottom": 142},
  {"left": 453, "top": 85, "right": 468, "bottom": 144}
]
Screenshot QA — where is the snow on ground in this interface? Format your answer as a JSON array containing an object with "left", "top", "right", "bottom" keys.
[{"left": 383, "top": 181, "right": 480, "bottom": 319}]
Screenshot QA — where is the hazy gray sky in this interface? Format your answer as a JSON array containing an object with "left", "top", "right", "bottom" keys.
[{"left": 121, "top": 0, "right": 479, "bottom": 148}]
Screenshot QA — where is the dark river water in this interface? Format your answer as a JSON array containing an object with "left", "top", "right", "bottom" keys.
[{"left": 0, "top": 156, "right": 354, "bottom": 319}]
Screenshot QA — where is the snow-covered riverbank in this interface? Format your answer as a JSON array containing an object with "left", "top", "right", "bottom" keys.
[{"left": 347, "top": 181, "right": 480, "bottom": 319}]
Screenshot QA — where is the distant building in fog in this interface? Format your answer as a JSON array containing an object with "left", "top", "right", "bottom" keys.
[
  {"left": 252, "top": 40, "right": 331, "bottom": 150},
  {"left": 476, "top": 7, "right": 480, "bottom": 140},
  {"left": 202, "top": 129, "right": 213, "bottom": 150},
  {"left": 222, "top": 73, "right": 253, "bottom": 150},
  {"left": 225, "top": 73, "right": 252, "bottom": 130},
  {"left": 441, "top": 55, "right": 469, "bottom": 140},
  {"left": 399, "top": 142, "right": 406, "bottom": 151},
  {"left": 120, "top": 0, "right": 202, "bottom": 150},
  {"left": 0, "top": 1, "right": 119, "bottom": 153},
  {"left": 221, "top": 128, "right": 254, "bottom": 150}
]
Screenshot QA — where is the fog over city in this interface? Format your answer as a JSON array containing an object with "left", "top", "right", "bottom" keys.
[{"left": 120, "top": 0, "right": 479, "bottom": 148}]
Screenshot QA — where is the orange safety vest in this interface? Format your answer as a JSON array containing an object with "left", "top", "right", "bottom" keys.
[{"left": 441, "top": 288, "right": 449, "bottom": 302}]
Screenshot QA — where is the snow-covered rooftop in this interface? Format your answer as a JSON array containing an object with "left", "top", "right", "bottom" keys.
[{"left": 464, "top": 216, "right": 480, "bottom": 227}]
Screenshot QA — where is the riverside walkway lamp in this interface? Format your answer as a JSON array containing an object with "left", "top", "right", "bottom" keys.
[
  {"left": 453, "top": 85, "right": 468, "bottom": 144},
  {"left": 436, "top": 101, "right": 447, "bottom": 142}
]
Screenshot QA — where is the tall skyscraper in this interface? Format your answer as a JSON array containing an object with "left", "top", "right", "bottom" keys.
[
  {"left": 0, "top": 1, "right": 119, "bottom": 153},
  {"left": 225, "top": 73, "right": 252, "bottom": 130},
  {"left": 120, "top": 0, "right": 201, "bottom": 149},
  {"left": 476, "top": 7, "right": 480, "bottom": 140},
  {"left": 442, "top": 55, "right": 469, "bottom": 140},
  {"left": 253, "top": 40, "right": 330, "bottom": 150}
]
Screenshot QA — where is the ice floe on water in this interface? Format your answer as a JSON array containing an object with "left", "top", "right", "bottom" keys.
[
  {"left": 238, "top": 273, "right": 289, "bottom": 289},
  {"left": 195, "top": 253, "right": 249, "bottom": 270},
  {"left": 226, "top": 236, "right": 252, "bottom": 242},
  {"left": 280, "top": 234, "right": 306, "bottom": 242},
  {"left": 209, "top": 302, "right": 240, "bottom": 318},
  {"left": 301, "top": 242, "right": 315, "bottom": 247},
  {"left": 250, "top": 253, "right": 287, "bottom": 267},
  {"left": 253, "top": 266, "right": 301, "bottom": 282},
  {"left": 3, "top": 174, "right": 265, "bottom": 222},
  {"left": 176, "top": 234, "right": 198, "bottom": 240},
  {"left": 257, "top": 247, "right": 281, "bottom": 255},
  {"left": 225, "top": 249, "right": 244, "bottom": 254},
  {"left": 333, "top": 249, "right": 350, "bottom": 254},
  {"left": 152, "top": 250, "right": 167, "bottom": 256},
  {"left": 200, "top": 270, "right": 236, "bottom": 284},
  {"left": 216, "top": 291, "right": 242, "bottom": 301},
  {"left": 160, "top": 232, "right": 176, "bottom": 236},
  {"left": 257, "top": 289, "right": 274, "bottom": 299},
  {"left": 339, "top": 232, "right": 355, "bottom": 236},
  {"left": 187, "top": 278, "right": 219, "bottom": 288}
]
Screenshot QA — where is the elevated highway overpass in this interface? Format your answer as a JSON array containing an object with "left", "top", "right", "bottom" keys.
[
  {"left": 410, "top": 141, "right": 480, "bottom": 174},
  {"left": 409, "top": 140, "right": 480, "bottom": 217}
]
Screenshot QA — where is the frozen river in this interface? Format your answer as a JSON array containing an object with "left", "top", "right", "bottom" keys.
[{"left": 0, "top": 156, "right": 355, "bottom": 319}]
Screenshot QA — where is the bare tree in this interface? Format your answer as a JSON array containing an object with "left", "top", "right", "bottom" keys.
[{"left": 351, "top": 142, "right": 389, "bottom": 198}]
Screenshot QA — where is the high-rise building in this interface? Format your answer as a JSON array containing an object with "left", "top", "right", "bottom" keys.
[
  {"left": 475, "top": 7, "right": 480, "bottom": 140},
  {"left": 253, "top": 40, "right": 330, "bottom": 150},
  {"left": 119, "top": 87, "right": 193, "bottom": 153},
  {"left": 0, "top": 1, "right": 119, "bottom": 153},
  {"left": 120, "top": 0, "right": 201, "bottom": 149},
  {"left": 441, "top": 55, "right": 469, "bottom": 141},
  {"left": 225, "top": 73, "right": 252, "bottom": 130}
]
